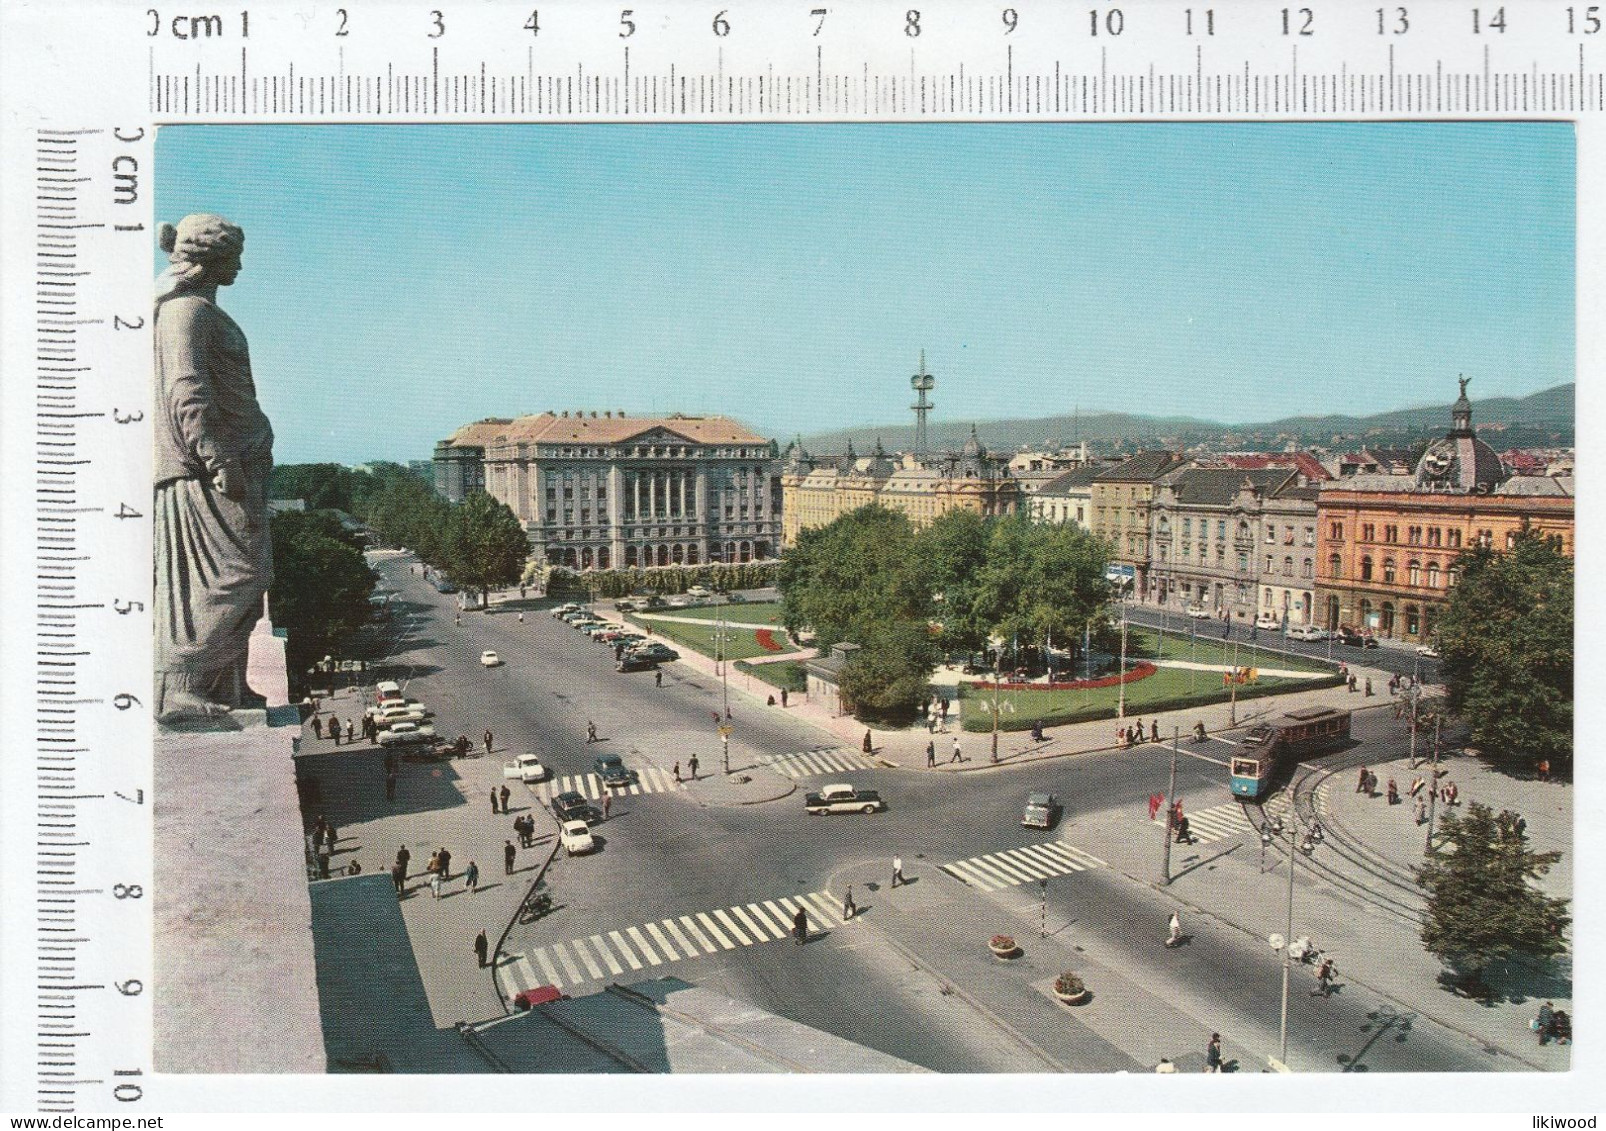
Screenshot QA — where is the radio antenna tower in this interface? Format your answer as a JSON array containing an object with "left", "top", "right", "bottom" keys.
[{"left": 910, "top": 350, "right": 936, "bottom": 458}]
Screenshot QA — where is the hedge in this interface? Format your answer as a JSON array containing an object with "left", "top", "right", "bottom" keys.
[{"left": 957, "top": 672, "right": 1347, "bottom": 732}]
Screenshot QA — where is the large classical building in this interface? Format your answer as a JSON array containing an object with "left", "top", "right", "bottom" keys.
[
  {"left": 1089, "top": 451, "right": 1187, "bottom": 593},
  {"left": 1147, "top": 466, "right": 1318, "bottom": 626},
  {"left": 1315, "top": 382, "right": 1575, "bottom": 643},
  {"left": 433, "top": 411, "right": 781, "bottom": 570}
]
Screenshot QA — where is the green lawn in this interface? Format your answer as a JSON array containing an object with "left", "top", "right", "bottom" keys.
[
  {"left": 734, "top": 659, "right": 809, "bottom": 692},
  {"left": 1127, "top": 627, "right": 1334, "bottom": 675},
  {"left": 958, "top": 663, "right": 1341, "bottom": 732},
  {"left": 624, "top": 613, "right": 796, "bottom": 662},
  {"left": 644, "top": 600, "right": 787, "bottom": 626}
]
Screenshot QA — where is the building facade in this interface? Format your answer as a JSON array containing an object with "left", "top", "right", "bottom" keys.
[
  {"left": 434, "top": 411, "right": 782, "bottom": 570},
  {"left": 1089, "top": 451, "right": 1186, "bottom": 594},
  {"left": 1315, "top": 383, "right": 1574, "bottom": 642},
  {"left": 1029, "top": 464, "right": 1101, "bottom": 530}
]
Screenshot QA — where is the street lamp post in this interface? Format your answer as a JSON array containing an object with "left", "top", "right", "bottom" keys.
[
  {"left": 991, "top": 642, "right": 1001, "bottom": 763},
  {"left": 1117, "top": 590, "right": 1130, "bottom": 719},
  {"left": 1230, "top": 640, "right": 1240, "bottom": 725},
  {"left": 1275, "top": 817, "right": 1321, "bottom": 1067},
  {"left": 1162, "top": 727, "right": 1179, "bottom": 883}
]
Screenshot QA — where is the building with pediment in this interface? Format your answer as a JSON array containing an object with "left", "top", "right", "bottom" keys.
[{"left": 433, "top": 411, "right": 781, "bottom": 570}]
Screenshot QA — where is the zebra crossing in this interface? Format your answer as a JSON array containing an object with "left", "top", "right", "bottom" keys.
[
  {"left": 533, "top": 767, "right": 683, "bottom": 802},
  {"left": 501, "top": 890, "right": 854, "bottom": 996},
  {"left": 939, "top": 841, "right": 1106, "bottom": 891},
  {"left": 1153, "top": 801, "right": 1256, "bottom": 845},
  {"left": 757, "top": 747, "right": 878, "bottom": 779}
]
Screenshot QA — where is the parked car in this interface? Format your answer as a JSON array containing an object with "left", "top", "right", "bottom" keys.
[
  {"left": 1021, "top": 792, "right": 1061, "bottom": 830},
  {"left": 1335, "top": 627, "right": 1378, "bottom": 648},
  {"left": 1254, "top": 613, "right": 1283, "bottom": 631},
  {"left": 616, "top": 654, "right": 657, "bottom": 673},
  {"left": 613, "top": 599, "right": 638, "bottom": 612},
  {"left": 614, "top": 633, "right": 647, "bottom": 647},
  {"left": 480, "top": 650, "right": 503, "bottom": 667},
  {"left": 502, "top": 753, "right": 549, "bottom": 783},
  {"left": 726, "top": 592, "right": 747, "bottom": 603},
  {"left": 558, "top": 820, "right": 596, "bottom": 856},
  {"left": 686, "top": 585, "right": 712, "bottom": 599},
  {"left": 367, "top": 701, "right": 431, "bottom": 728},
  {"left": 1286, "top": 623, "right": 1328, "bottom": 641},
  {"left": 594, "top": 754, "right": 638, "bottom": 788},
  {"left": 628, "top": 643, "right": 679, "bottom": 663},
  {"left": 1186, "top": 604, "right": 1212, "bottom": 620},
  {"left": 1415, "top": 642, "right": 1441, "bottom": 658},
  {"left": 551, "top": 790, "right": 599, "bottom": 825},
  {"left": 375, "top": 680, "right": 403, "bottom": 701},
  {"left": 804, "top": 782, "right": 885, "bottom": 815},
  {"left": 377, "top": 721, "right": 436, "bottom": 747},
  {"left": 552, "top": 603, "right": 580, "bottom": 618}
]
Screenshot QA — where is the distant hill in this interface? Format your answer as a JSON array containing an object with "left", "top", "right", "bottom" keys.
[{"left": 795, "top": 384, "right": 1573, "bottom": 454}]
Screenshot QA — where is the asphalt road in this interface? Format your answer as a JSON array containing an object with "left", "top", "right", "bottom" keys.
[{"left": 361, "top": 553, "right": 1489, "bottom": 1072}]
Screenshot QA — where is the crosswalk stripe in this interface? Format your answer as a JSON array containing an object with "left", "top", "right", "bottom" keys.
[
  {"left": 570, "top": 937, "right": 605, "bottom": 980},
  {"left": 1013, "top": 844, "right": 1075, "bottom": 875},
  {"left": 552, "top": 942, "right": 584, "bottom": 984},
  {"left": 712, "top": 908, "right": 751, "bottom": 945},
  {"left": 678, "top": 915, "right": 718, "bottom": 954},
  {"left": 645, "top": 921, "right": 678, "bottom": 960},
  {"left": 608, "top": 929, "right": 643, "bottom": 970},
  {"left": 509, "top": 956, "right": 537, "bottom": 992},
  {"left": 696, "top": 912, "right": 735, "bottom": 949},
  {"left": 588, "top": 934, "right": 624, "bottom": 976},
  {"left": 1021, "top": 842, "right": 1081, "bottom": 870},
  {"left": 626, "top": 925, "right": 663, "bottom": 965},
  {"left": 977, "top": 851, "right": 1040, "bottom": 884},
  {"left": 777, "top": 896, "right": 811, "bottom": 928},
  {"left": 534, "top": 947, "right": 562, "bottom": 987},
  {"left": 745, "top": 902, "right": 785, "bottom": 937},
  {"left": 943, "top": 859, "right": 1003, "bottom": 890},
  {"left": 730, "top": 904, "right": 771, "bottom": 940},
  {"left": 997, "top": 849, "right": 1061, "bottom": 880},
  {"left": 661, "top": 917, "right": 697, "bottom": 955},
  {"left": 762, "top": 900, "right": 792, "bottom": 931},
  {"left": 804, "top": 891, "right": 842, "bottom": 925}
]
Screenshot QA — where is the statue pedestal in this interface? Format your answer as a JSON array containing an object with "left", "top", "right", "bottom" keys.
[{"left": 154, "top": 616, "right": 324, "bottom": 1073}]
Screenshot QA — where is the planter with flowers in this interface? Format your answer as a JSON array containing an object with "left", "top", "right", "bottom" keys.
[
  {"left": 989, "top": 934, "right": 1019, "bottom": 959},
  {"left": 1053, "top": 971, "right": 1090, "bottom": 1005}
]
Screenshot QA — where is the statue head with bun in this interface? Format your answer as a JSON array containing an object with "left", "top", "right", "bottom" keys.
[{"left": 156, "top": 212, "right": 244, "bottom": 297}]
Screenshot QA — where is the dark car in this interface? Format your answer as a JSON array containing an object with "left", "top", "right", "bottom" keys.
[
  {"left": 1021, "top": 792, "right": 1061, "bottom": 830},
  {"left": 551, "top": 790, "right": 599, "bottom": 825},
  {"left": 629, "top": 642, "right": 680, "bottom": 663},
  {"left": 616, "top": 654, "right": 658, "bottom": 673},
  {"left": 593, "top": 754, "right": 638, "bottom": 788},
  {"left": 1335, "top": 626, "right": 1379, "bottom": 648}
]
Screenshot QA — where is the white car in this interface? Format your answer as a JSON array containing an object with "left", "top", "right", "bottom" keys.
[
  {"left": 367, "top": 700, "right": 430, "bottom": 727},
  {"left": 1254, "top": 613, "right": 1283, "bottom": 631},
  {"left": 1186, "top": 604, "right": 1212, "bottom": 620},
  {"left": 1286, "top": 624, "right": 1329, "bottom": 642},
  {"left": 559, "top": 820, "right": 596, "bottom": 856},
  {"left": 1415, "top": 642, "right": 1441, "bottom": 658},
  {"left": 686, "top": 585, "right": 712, "bottom": 599},
  {"left": 376, "top": 720, "right": 436, "bottom": 747},
  {"left": 480, "top": 650, "right": 502, "bottom": 667},
  {"left": 503, "top": 753, "right": 549, "bottom": 783}
]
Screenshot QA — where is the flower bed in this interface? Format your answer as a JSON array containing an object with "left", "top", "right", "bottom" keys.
[
  {"left": 754, "top": 628, "right": 785, "bottom": 652},
  {"left": 971, "top": 661, "right": 1157, "bottom": 693}
]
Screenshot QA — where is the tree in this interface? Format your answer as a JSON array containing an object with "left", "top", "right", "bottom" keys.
[
  {"left": 917, "top": 509, "right": 991, "bottom": 657},
  {"left": 267, "top": 510, "right": 377, "bottom": 689},
  {"left": 443, "top": 491, "right": 530, "bottom": 607},
  {"left": 838, "top": 619, "right": 942, "bottom": 721},
  {"left": 1436, "top": 530, "right": 1573, "bottom": 776},
  {"left": 1417, "top": 801, "right": 1569, "bottom": 997},
  {"left": 268, "top": 463, "right": 358, "bottom": 512},
  {"left": 973, "top": 514, "right": 1112, "bottom": 666}
]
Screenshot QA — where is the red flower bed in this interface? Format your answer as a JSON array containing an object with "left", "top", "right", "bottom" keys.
[
  {"left": 974, "top": 661, "right": 1157, "bottom": 693},
  {"left": 754, "top": 628, "right": 784, "bottom": 652}
]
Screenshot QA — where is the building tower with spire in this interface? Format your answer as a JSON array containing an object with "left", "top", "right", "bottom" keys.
[{"left": 910, "top": 350, "right": 936, "bottom": 458}]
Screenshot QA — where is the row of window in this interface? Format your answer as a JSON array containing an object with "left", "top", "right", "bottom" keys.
[
  {"left": 1156, "top": 517, "right": 1316, "bottom": 546},
  {"left": 542, "top": 445, "right": 768, "bottom": 460},
  {"left": 1327, "top": 554, "right": 1455, "bottom": 588},
  {"left": 1356, "top": 522, "right": 1462, "bottom": 548}
]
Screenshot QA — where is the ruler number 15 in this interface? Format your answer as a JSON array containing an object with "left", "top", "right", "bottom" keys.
[{"left": 1569, "top": 7, "right": 1602, "bottom": 33}]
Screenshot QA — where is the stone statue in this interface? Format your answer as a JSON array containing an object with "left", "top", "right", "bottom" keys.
[
  {"left": 1459, "top": 374, "right": 1471, "bottom": 398},
  {"left": 153, "top": 214, "right": 274, "bottom": 725}
]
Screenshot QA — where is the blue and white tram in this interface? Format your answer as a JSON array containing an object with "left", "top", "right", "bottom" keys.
[{"left": 1229, "top": 706, "right": 1352, "bottom": 799}]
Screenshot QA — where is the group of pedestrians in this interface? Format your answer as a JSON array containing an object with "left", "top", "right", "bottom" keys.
[
  {"left": 311, "top": 710, "right": 358, "bottom": 746},
  {"left": 1358, "top": 764, "right": 1459, "bottom": 826},
  {"left": 1116, "top": 718, "right": 1164, "bottom": 749}
]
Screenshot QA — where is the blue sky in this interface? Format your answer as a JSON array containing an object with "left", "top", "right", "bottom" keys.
[{"left": 155, "top": 124, "right": 1574, "bottom": 465}]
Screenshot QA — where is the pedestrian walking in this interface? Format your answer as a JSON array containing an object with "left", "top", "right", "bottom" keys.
[
  {"left": 328, "top": 715, "right": 340, "bottom": 745},
  {"left": 504, "top": 840, "right": 516, "bottom": 875},
  {"left": 1151, "top": 720, "right": 1160, "bottom": 743},
  {"left": 455, "top": 612, "right": 460, "bottom": 626},
  {"left": 1414, "top": 795, "right": 1428, "bottom": 825},
  {"left": 1387, "top": 778, "right": 1399, "bottom": 805},
  {"left": 862, "top": 729, "right": 873, "bottom": 755},
  {"left": 1364, "top": 677, "right": 1373, "bottom": 697},
  {"left": 587, "top": 720, "right": 598, "bottom": 744},
  {"left": 1537, "top": 758, "right": 1551, "bottom": 782},
  {"left": 793, "top": 906, "right": 808, "bottom": 944},
  {"left": 490, "top": 788, "right": 500, "bottom": 814},
  {"left": 391, "top": 861, "right": 406, "bottom": 895},
  {"left": 1148, "top": 793, "right": 1163, "bottom": 821},
  {"left": 1175, "top": 815, "right": 1194, "bottom": 845},
  {"left": 465, "top": 860, "right": 479, "bottom": 894},
  {"left": 517, "top": 611, "right": 524, "bottom": 623},
  {"left": 437, "top": 847, "right": 452, "bottom": 878},
  {"left": 842, "top": 885, "right": 856, "bottom": 920},
  {"left": 1193, "top": 721, "right": 1207, "bottom": 743},
  {"left": 1357, "top": 766, "right": 1369, "bottom": 793},
  {"left": 475, "top": 929, "right": 489, "bottom": 968},
  {"left": 430, "top": 870, "right": 443, "bottom": 900},
  {"left": 1315, "top": 957, "right": 1335, "bottom": 996},
  {"left": 602, "top": 791, "right": 612, "bottom": 820},
  {"left": 780, "top": 688, "right": 788, "bottom": 707},
  {"left": 500, "top": 784, "right": 511, "bottom": 813},
  {"left": 656, "top": 669, "right": 664, "bottom": 688},
  {"left": 345, "top": 720, "right": 355, "bottom": 744},
  {"left": 1206, "top": 1033, "right": 1223, "bottom": 1073},
  {"left": 1348, "top": 674, "right": 1358, "bottom": 693},
  {"left": 316, "top": 851, "right": 331, "bottom": 879},
  {"left": 1166, "top": 911, "right": 1182, "bottom": 948},
  {"left": 1116, "top": 725, "right": 1127, "bottom": 749},
  {"left": 926, "top": 740, "right": 936, "bottom": 768},
  {"left": 673, "top": 761, "right": 682, "bottom": 782},
  {"left": 484, "top": 729, "right": 494, "bottom": 755},
  {"left": 311, "top": 715, "right": 323, "bottom": 739},
  {"left": 1535, "top": 1002, "right": 1556, "bottom": 1044},
  {"left": 323, "top": 823, "right": 337, "bottom": 853},
  {"left": 688, "top": 755, "right": 699, "bottom": 780},
  {"left": 396, "top": 845, "right": 411, "bottom": 876},
  {"left": 892, "top": 856, "right": 904, "bottom": 887},
  {"left": 951, "top": 737, "right": 962, "bottom": 763}
]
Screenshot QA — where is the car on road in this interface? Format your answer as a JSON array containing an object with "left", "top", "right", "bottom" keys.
[
  {"left": 1335, "top": 627, "right": 1378, "bottom": 648},
  {"left": 1254, "top": 612, "right": 1283, "bottom": 631},
  {"left": 1021, "top": 792, "right": 1061, "bottom": 829},
  {"left": 582, "top": 621, "right": 621, "bottom": 637},
  {"left": 480, "top": 650, "right": 503, "bottom": 667},
  {"left": 1285, "top": 624, "right": 1329, "bottom": 642},
  {"left": 377, "top": 721, "right": 436, "bottom": 747},
  {"left": 1186, "top": 604, "right": 1212, "bottom": 619},
  {"left": 559, "top": 609, "right": 592, "bottom": 623},
  {"left": 558, "top": 820, "right": 596, "bottom": 856},
  {"left": 368, "top": 701, "right": 432, "bottom": 728},
  {"left": 725, "top": 592, "right": 747, "bottom": 603},
  {"left": 1415, "top": 642, "right": 1441, "bottom": 658},
  {"left": 804, "top": 782, "right": 885, "bottom": 815},
  {"left": 593, "top": 754, "right": 638, "bottom": 788},
  {"left": 686, "top": 585, "right": 712, "bottom": 599},
  {"left": 665, "top": 595, "right": 693, "bottom": 608},
  {"left": 616, "top": 654, "right": 657, "bottom": 673},
  {"left": 433, "top": 579, "right": 458, "bottom": 594},
  {"left": 614, "top": 632, "right": 647, "bottom": 647},
  {"left": 502, "top": 753, "right": 549, "bottom": 783},
  {"left": 375, "top": 680, "right": 403, "bottom": 701},
  {"left": 628, "top": 642, "right": 679, "bottom": 663},
  {"left": 553, "top": 603, "right": 580, "bottom": 617},
  {"left": 595, "top": 628, "right": 627, "bottom": 643},
  {"left": 551, "top": 790, "right": 600, "bottom": 825}
]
